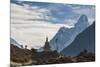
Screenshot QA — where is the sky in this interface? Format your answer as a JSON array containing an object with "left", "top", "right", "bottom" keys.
[{"left": 11, "top": 0, "right": 95, "bottom": 49}]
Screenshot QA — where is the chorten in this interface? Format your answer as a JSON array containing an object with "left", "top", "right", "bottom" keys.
[{"left": 44, "top": 37, "right": 51, "bottom": 52}]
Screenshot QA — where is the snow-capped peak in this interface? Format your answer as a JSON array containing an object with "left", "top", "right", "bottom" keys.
[
  {"left": 50, "top": 15, "right": 89, "bottom": 52},
  {"left": 75, "top": 15, "right": 89, "bottom": 31}
]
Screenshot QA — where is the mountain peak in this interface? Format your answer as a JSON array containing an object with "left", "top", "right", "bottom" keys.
[
  {"left": 75, "top": 15, "right": 89, "bottom": 33},
  {"left": 79, "top": 15, "right": 88, "bottom": 22},
  {"left": 75, "top": 15, "right": 88, "bottom": 27},
  {"left": 50, "top": 15, "right": 89, "bottom": 52}
]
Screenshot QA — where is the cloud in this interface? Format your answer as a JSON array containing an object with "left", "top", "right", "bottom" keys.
[
  {"left": 11, "top": 2, "right": 71, "bottom": 49},
  {"left": 11, "top": 3, "right": 52, "bottom": 23},
  {"left": 71, "top": 5, "right": 95, "bottom": 24},
  {"left": 64, "top": 19, "right": 76, "bottom": 26}
]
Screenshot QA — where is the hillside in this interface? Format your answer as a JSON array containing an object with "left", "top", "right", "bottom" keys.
[{"left": 10, "top": 44, "right": 33, "bottom": 66}]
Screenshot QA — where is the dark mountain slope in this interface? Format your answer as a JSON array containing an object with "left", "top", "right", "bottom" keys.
[{"left": 61, "top": 22, "right": 95, "bottom": 56}]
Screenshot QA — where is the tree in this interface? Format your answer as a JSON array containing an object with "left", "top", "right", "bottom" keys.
[
  {"left": 25, "top": 45, "right": 27, "bottom": 49},
  {"left": 20, "top": 45, "right": 23, "bottom": 48},
  {"left": 31, "top": 48, "right": 37, "bottom": 53},
  {"left": 83, "top": 49, "right": 88, "bottom": 53}
]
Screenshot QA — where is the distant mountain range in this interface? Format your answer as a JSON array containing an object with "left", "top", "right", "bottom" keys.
[
  {"left": 50, "top": 15, "right": 89, "bottom": 52},
  {"left": 10, "top": 38, "right": 21, "bottom": 48},
  {"left": 61, "top": 21, "right": 95, "bottom": 56}
]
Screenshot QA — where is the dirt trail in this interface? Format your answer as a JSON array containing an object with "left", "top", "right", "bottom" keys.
[{"left": 11, "top": 60, "right": 33, "bottom": 66}]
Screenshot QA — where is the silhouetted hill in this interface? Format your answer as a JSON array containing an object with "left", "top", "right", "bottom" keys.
[
  {"left": 61, "top": 22, "right": 95, "bottom": 56},
  {"left": 10, "top": 44, "right": 32, "bottom": 64},
  {"left": 75, "top": 50, "right": 95, "bottom": 62}
]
